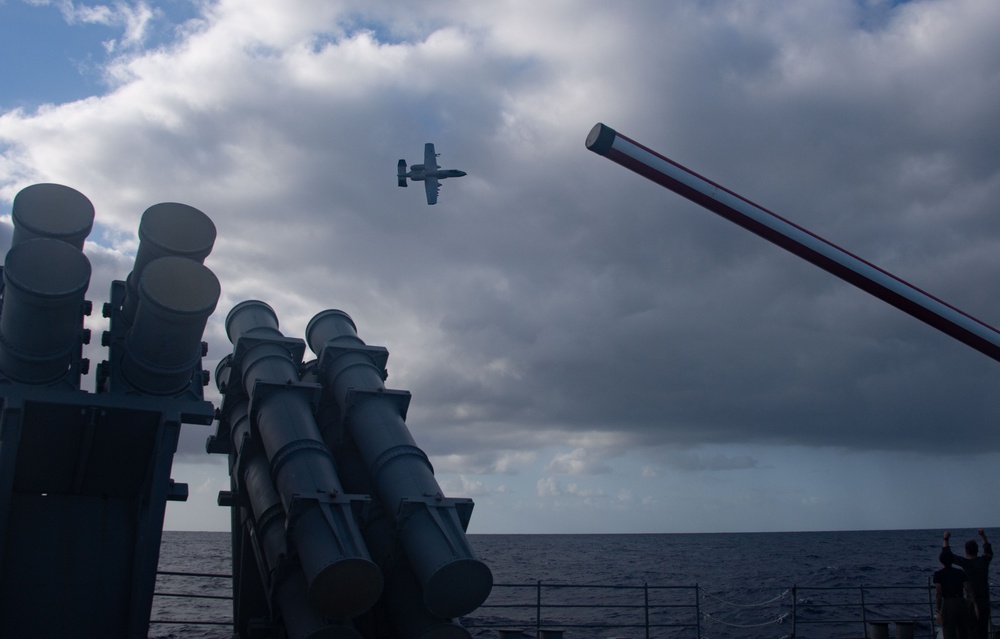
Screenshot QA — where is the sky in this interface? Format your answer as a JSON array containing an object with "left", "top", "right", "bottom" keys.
[{"left": 1, "top": 0, "right": 999, "bottom": 535}]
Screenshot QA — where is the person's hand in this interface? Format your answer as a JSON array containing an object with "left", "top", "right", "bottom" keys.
[
  {"left": 944, "top": 531, "right": 951, "bottom": 540},
  {"left": 978, "top": 528, "right": 986, "bottom": 539}
]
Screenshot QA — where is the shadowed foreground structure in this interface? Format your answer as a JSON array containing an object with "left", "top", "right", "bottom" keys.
[{"left": 0, "top": 184, "right": 491, "bottom": 639}]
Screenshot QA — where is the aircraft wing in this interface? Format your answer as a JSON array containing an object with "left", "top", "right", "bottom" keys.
[
  {"left": 424, "top": 143, "right": 439, "bottom": 171},
  {"left": 424, "top": 176, "right": 440, "bottom": 205}
]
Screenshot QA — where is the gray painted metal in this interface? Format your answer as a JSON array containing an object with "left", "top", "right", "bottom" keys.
[
  {"left": 306, "top": 309, "right": 493, "bottom": 619},
  {"left": 397, "top": 142, "right": 467, "bottom": 205},
  {"left": 121, "top": 256, "right": 220, "bottom": 394},
  {"left": 311, "top": 397, "right": 473, "bottom": 639},
  {"left": 228, "top": 397, "right": 357, "bottom": 639},
  {"left": 0, "top": 184, "right": 217, "bottom": 638},
  {"left": 11, "top": 183, "right": 94, "bottom": 249},
  {"left": 210, "top": 304, "right": 489, "bottom": 637},
  {"left": 222, "top": 300, "right": 384, "bottom": 621},
  {"left": 123, "top": 202, "right": 216, "bottom": 324},
  {"left": 1, "top": 181, "right": 487, "bottom": 638},
  {"left": 0, "top": 238, "right": 91, "bottom": 384}
]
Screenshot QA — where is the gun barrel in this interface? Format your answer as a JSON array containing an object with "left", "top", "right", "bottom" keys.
[{"left": 586, "top": 122, "right": 1000, "bottom": 363}]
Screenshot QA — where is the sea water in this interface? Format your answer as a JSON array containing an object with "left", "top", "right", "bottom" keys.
[{"left": 151, "top": 528, "right": 986, "bottom": 639}]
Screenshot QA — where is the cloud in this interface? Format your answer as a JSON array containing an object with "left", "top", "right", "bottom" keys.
[
  {"left": 545, "top": 448, "right": 612, "bottom": 476},
  {"left": 438, "top": 474, "right": 490, "bottom": 497},
  {"left": 663, "top": 452, "right": 759, "bottom": 473},
  {"left": 30, "top": 0, "right": 160, "bottom": 52},
  {"left": 536, "top": 477, "right": 560, "bottom": 497},
  {"left": 431, "top": 451, "right": 525, "bottom": 475},
  {"left": 563, "top": 483, "right": 606, "bottom": 499},
  {"left": 3, "top": 0, "right": 1000, "bottom": 533}
]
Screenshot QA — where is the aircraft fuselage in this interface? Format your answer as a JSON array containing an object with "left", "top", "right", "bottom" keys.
[
  {"left": 402, "top": 166, "right": 467, "bottom": 182},
  {"left": 397, "top": 143, "right": 467, "bottom": 204}
]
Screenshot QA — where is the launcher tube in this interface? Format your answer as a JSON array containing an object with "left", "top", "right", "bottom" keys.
[
  {"left": 230, "top": 399, "right": 287, "bottom": 576},
  {"left": 306, "top": 309, "right": 493, "bottom": 619},
  {"left": 11, "top": 183, "right": 94, "bottom": 249},
  {"left": 121, "top": 256, "right": 220, "bottom": 395},
  {"left": 586, "top": 123, "right": 1000, "bottom": 363},
  {"left": 329, "top": 443, "right": 472, "bottom": 639},
  {"left": 230, "top": 400, "right": 356, "bottom": 639},
  {"left": 224, "top": 301, "right": 383, "bottom": 620},
  {"left": 0, "top": 238, "right": 91, "bottom": 383},
  {"left": 123, "top": 203, "right": 216, "bottom": 323}
]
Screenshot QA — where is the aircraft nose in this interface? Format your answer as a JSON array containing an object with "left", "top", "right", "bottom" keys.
[{"left": 457, "top": 171, "right": 467, "bottom": 177}]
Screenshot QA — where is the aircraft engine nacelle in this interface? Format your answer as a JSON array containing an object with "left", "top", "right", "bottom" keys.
[{"left": 408, "top": 163, "right": 426, "bottom": 181}]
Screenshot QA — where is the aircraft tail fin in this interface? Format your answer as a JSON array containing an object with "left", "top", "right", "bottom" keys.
[{"left": 397, "top": 159, "right": 408, "bottom": 187}]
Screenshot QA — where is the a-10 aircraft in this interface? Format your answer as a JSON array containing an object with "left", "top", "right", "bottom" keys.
[{"left": 397, "top": 143, "right": 467, "bottom": 205}]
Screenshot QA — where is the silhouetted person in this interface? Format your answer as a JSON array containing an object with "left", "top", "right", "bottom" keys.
[
  {"left": 943, "top": 530, "right": 993, "bottom": 639},
  {"left": 935, "top": 549, "right": 974, "bottom": 639}
]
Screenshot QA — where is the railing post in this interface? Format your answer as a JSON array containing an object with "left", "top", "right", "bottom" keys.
[
  {"left": 695, "top": 584, "right": 701, "bottom": 639},
  {"left": 536, "top": 580, "right": 542, "bottom": 639},
  {"left": 644, "top": 582, "right": 649, "bottom": 639},
  {"left": 860, "top": 586, "right": 868, "bottom": 639}
]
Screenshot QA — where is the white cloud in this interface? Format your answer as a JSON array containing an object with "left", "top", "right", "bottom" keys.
[
  {"left": 545, "top": 448, "right": 612, "bottom": 475},
  {"left": 664, "top": 452, "right": 759, "bottom": 473},
  {"left": 429, "top": 450, "right": 537, "bottom": 475},
  {"left": 439, "top": 474, "right": 490, "bottom": 497},
  {"left": 39, "top": 0, "right": 160, "bottom": 52},
  {"left": 536, "top": 477, "right": 560, "bottom": 497}
]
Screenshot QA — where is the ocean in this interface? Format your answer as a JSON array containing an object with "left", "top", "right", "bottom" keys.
[{"left": 151, "top": 528, "right": 988, "bottom": 639}]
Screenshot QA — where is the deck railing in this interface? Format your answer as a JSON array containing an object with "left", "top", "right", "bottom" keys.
[
  {"left": 463, "top": 582, "right": 702, "bottom": 639},
  {"left": 149, "top": 570, "right": 233, "bottom": 632},
  {"left": 148, "top": 571, "right": 996, "bottom": 639},
  {"left": 790, "top": 584, "right": 937, "bottom": 639},
  {"left": 462, "top": 581, "right": 999, "bottom": 639}
]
